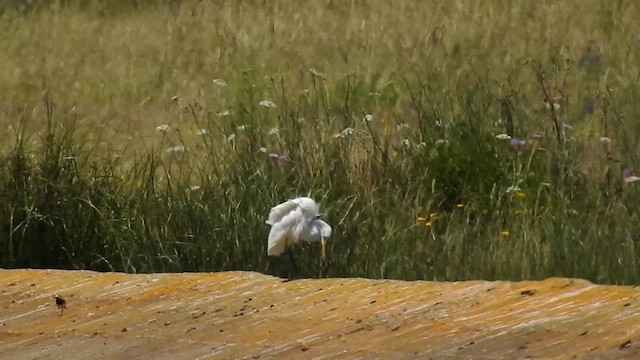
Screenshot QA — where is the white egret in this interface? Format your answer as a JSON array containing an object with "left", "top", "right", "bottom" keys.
[{"left": 265, "top": 197, "right": 332, "bottom": 274}]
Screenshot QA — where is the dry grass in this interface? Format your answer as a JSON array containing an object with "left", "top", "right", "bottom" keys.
[{"left": 1, "top": 0, "right": 640, "bottom": 283}]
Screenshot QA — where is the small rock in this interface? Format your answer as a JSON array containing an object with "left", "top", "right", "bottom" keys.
[
  {"left": 620, "top": 340, "right": 632, "bottom": 349},
  {"left": 520, "top": 289, "right": 536, "bottom": 297}
]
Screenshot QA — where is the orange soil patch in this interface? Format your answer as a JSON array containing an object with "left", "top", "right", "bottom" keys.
[{"left": 1, "top": 269, "right": 639, "bottom": 359}]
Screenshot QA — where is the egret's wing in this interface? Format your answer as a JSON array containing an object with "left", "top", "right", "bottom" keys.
[
  {"left": 292, "top": 197, "right": 320, "bottom": 219},
  {"left": 266, "top": 199, "right": 299, "bottom": 225},
  {"left": 266, "top": 197, "right": 319, "bottom": 225},
  {"left": 267, "top": 206, "right": 305, "bottom": 255},
  {"left": 299, "top": 219, "right": 332, "bottom": 243}
]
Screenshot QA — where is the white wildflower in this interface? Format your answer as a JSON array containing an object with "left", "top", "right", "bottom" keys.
[
  {"left": 417, "top": 141, "right": 428, "bottom": 149},
  {"left": 599, "top": 136, "right": 612, "bottom": 144},
  {"left": 401, "top": 139, "right": 411, "bottom": 148},
  {"left": 435, "top": 139, "right": 449, "bottom": 146},
  {"left": 625, "top": 176, "right": 640, "bottom": 184},
  {"left": 227, "top": 134, "right": 236, "bottom": 141},
  {"left": 195, "top": 128, "right": 209, "bottom": 136},
  {"left": 217, "top": 110, "right": 230, "bottom": 117},
  {"left": 545, "top": 102, "right": 561, "bottom": 110},
  {"left": 213, "top": 79, "right": 228, "bottom": 87},
  {"left": 171, "top": 96, "right": 179, "bottom": 102},
  {"left": 368, "top": 92, "right": 380, "bottom": 97},
  {"left": 259, "top": 147, "right": 268, "bottom": 153},
  {"left": 334, "top": 127, "right": 355, "bottom": 138},
  {"left": 505, "top": 185, "right": 521, "bottom": 193},
  {"left": 434, "top": 119, "right": 443, "bottom": 127},
  {"left": 259, "top": 100, "right": 277, "bottom": 108},
  {"left": 166, "top": 145, "right": 185, "bottom": 153},
  {"left": 156, "top": 124, "right": 170, "bottom": 133},
  {"left": 268, "top": 127, "right": 279, "bottom": 135},
  {"left": 396, "top": 123, "right": 409, "bottom": 131},
  {"left": 496, "top": 133, "right": 512, "bottom": 140},
  {"left": 309, "top": 68, "right": 325, "bottom": 78},
  {"left": 296, "top": 117, "right": 306, "bottom": 124},
  {"left": 363, "top": 114, "right": 373, "bottom": 122},
  {"left": 237, "top": 125, "right": 248, "bottom": 131},
  {"left": 189, "top": 185, "right": 201, "bottom": 191}
]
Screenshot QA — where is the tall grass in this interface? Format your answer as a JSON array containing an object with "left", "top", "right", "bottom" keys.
[{"left": 1, "top": 0, "right": 640, "bottom": 284}]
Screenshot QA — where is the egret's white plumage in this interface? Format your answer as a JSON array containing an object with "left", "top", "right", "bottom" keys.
[{"left": 265, "top": 197, "right": 332, "bottom": 260}]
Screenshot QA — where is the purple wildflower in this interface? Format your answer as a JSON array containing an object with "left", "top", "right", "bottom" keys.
[
  {"left": 268, "top": 152, "right": 287, "bottom": 165},
  {"left": 509, "top": 138, "right": 526, "bottom": 146},
  {"left": 530, "top": 132, "right": 542, "bottom": 140},
  {"left": 624, "top": 168, "right": 640, "bottom": 183}
]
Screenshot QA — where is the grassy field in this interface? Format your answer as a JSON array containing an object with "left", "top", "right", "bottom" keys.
[{"left": 1, "top": 0, "right": 640, "bottom": 284}]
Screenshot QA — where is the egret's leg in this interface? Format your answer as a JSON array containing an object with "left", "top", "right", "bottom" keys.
[{"left": 288, "top": 248, "right": 299, "bottom": 277}]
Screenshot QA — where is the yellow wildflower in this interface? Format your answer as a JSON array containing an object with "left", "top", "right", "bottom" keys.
[
  {"left": 514, "top": 191, "right": 526, "bottom": 199},
  {"left": 500, "top": 229, "right": 510, "bottom": 237},
  {"left": 429, "top": 212, "right": 438, "bottom": 220},
  {"left": 416, "top": 216, "right": 427, "bottom": 223},
  {"left": 514, "top": 209, "right": 524, "bottom": 216},
  {"left": 456, "top": 203, "right": 465, "bottom": 209},
  {"left": 425, "top": 222, "right": 432, "bottom": 228}
]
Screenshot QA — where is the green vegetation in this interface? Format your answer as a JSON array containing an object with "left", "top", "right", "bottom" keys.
[{"left": 1, "top": 0, "right": 640, "bottom": 284}]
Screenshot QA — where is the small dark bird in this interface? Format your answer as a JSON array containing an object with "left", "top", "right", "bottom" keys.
[{"left": 54, "top": 295, "right": 66, "bottom": 316}]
